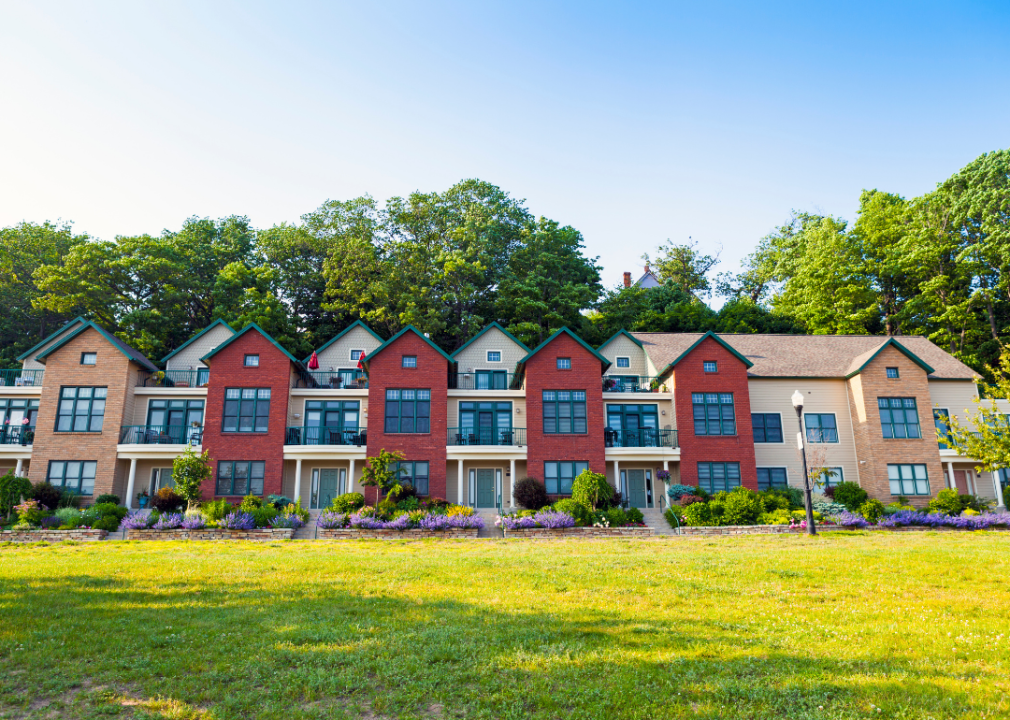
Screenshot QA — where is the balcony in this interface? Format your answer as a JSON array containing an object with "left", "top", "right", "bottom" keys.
[
  {"left": 294, "top": 370, "right": 368, "bottom": 390},
  {"left": 137, "top": 370, "right": 209, "bottom": 388},
  {"left": 447, "top": 427, "right": 526, "bottom": 447},
  {"left": 0, "top": 369, "right": 43, "bottom": 387},
  {"left": 449, "top": 372, "right": 521, "bottom": 390},
  {"left": 602, "top": 376, "right": 664, "bottom": 393},
  {"left": 604, "top": 428, "right": 678, "bottom": 448},
  {"left": 0, "top": 426, "right": 34, "bottom": 446},
  {"left": 119, "top": 425, "right": 203, "bottom": 445},
  {"left": 285, "top": 426, "right": 367, "bottom": 446}
]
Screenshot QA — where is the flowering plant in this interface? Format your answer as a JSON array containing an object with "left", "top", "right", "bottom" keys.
[
  {"left": 40, "top": 516, "right": 62, "bottom": 529},
  {"left": 497, "top": 509, "right": 575, "bottom": 530},
  {"left": 120, "top": 510, "right": 155, "bottom": 530},
  {"left": 833, "top": 511, "right": 870, "bottom": 528},
  {"left": 656, "top": 470, "right": 671, "bottom": 482},
  {"left": 152, "top": 512, "right": 184, "bottom": 530},
  {"left": 15, "top": 499, "right": 48, "bottom": 526},
  {"left": 878, "top": 510, "right": 1010, "bottom": 530},
  {"left": 316, "top": 511, "right": 349, "bottom": 529},
  {"left": 181, "top": 513, "right": 206, "bottom": 530},
  {"left": 218, "top": 511, "right": 256, "bottom": 530},
  {"left": 268, "top": 513, "right": 305, "bottom": 529}
]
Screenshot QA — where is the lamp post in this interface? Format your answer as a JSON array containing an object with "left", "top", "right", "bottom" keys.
[{"left": 791, "top": 390, "right": 817, "bottom": 536}]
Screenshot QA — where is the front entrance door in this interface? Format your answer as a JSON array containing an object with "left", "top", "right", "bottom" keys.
[
  {"left": 627, "top": 469, "right": 652, "bottom": 508},
  {"left": 318, "top": 469, "right": 344, "bottom": 508},
  {"left": 476, "top": 469, "right": 496, "bottom": 508},
  {"left": 953, "top": 470, "right": 970, "bottom": 494}
]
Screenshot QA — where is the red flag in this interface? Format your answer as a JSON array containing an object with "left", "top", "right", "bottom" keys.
[
  {"left": 308, "top": 351, "right": 319, "bottom": 370},
  {"left": 356, "top": 355, "right": 365, "bottom": 370}
]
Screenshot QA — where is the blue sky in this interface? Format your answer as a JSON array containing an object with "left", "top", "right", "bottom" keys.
[{"left": 1, "top": 1, "right": 1008, "bottom": 293}]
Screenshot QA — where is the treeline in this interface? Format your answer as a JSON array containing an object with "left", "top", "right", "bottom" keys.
[{"left": 1, "top": 150, "right": 1008, "bottom": 375}]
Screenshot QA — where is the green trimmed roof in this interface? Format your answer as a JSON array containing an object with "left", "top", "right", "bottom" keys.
[
  {"left": 199, "top": 323, "right": 301, "bottom": 365},
  {"left": 161, "top": 318, "right": 236, "bottom": 364},
  {"left": 518, "top": 327, "right": 611, "bottom": 371},
  {"left": 361, "top": 325, "right": 454, "bottom": 371},
  {"left": 34, "top": 320, "right": 158, "bottom": 372},
  {"left": 17, "top": 317, "right": 87, "bottom": 362},
  {"left": 844, "top": 337, "right": 934, "bottom": 378},
  {"left": 303, "top": 320, "right": 384, "bottom": 363},
  {"left": 450, "top": 322, "right": 530, "bottom": 359},
  {"left": 597, "top": 329, "right": 644, "bottom": 353},
  {"left": 661, "top": 331, "right": 755, "bottom": 374}
]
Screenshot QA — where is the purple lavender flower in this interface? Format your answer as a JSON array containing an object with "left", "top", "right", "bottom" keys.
[
  {"left": 152, "top": 512, "right": 184, "bottom": 530},
  {"left": 316, "top": 511, "right": 348, "bottom": 529},
  {"left": 349, "top": 511, "right": 387, "bottom": 529},
  {"left": 119, "top": 510, "right": 155, "bottom": 530},
  {"left": 384, "top": 514, "right": 412, "bottom": 530},
  {"left": 40, "top": 516, "right": 61, "bottom": 529},
  {"left": 218, "top": 511, "right": 256, "bottom": 530},
  {"left": 835, "top": 512, "right": 870, "bottom": 528},
  {"left": 532, "top": 510, "right": 575, "bottom": 529},
  {"left": 181, "top": 514, "right": 206, "bottom": 530},
  {"left": 269, "top": 513, "right": 305, "bottom": 529}
]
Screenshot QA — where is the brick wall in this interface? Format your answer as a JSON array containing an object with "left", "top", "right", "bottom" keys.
[
  {"left": 201, "top": 331, "right": 292, "bottom": 501},
  {"left": 671, "top": 336, "right": 759, "bottom": 489},
  {"left": 846, "top": 345, "right": 945, "bottom": 506},
  {"left": 28, "top": 327, "right": 136, "bottom": 500},
  {"left": 525, "top": 332, "right": 606, "bottom": 491},
  {"left": 366, "top": 331, "right": 449, "bottom": 503}
]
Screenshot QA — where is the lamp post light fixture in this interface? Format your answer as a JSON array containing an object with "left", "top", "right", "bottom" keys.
[{"left": 791, "top": 390, "right": 817, "bottom": 536}]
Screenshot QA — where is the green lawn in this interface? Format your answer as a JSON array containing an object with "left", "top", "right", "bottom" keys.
[{"left": 1, "top": 534, "right": 1009, "bottom": 720}]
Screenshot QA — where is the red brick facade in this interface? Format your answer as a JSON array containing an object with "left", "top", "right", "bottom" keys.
[
  {"left": 525, "top": 332, "right": 606, "bottom": 492},
  {"left": 201, "top": 330, "right": 292, "bottom": 501},
  {"left": 671, "top": 336, "right": 759, "bottom": 489},
  {"left": 365, "top": 331, "right": 449, "bottom": 503}
]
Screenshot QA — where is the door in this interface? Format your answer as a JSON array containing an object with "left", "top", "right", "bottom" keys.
[
  {"left": 953, "top": 470, "right": 970, "bottom": 494},
  {"left": 476, "top": 370, "right": 507, "bottom": 390},
  {"left": 318, "top": 469, "right": 343, "bottom": 508},
  {"left": 478, "top": 411, "right": 494, "bottom": 444},
  {"left": 476, "top": 469, "right": 496, "bottom": 508},
  {"left": 625, "top": 414, "right": 641, "bottom": 447},
  {"left": 627, "top": 469, "right": 647, "bottom": 508}
]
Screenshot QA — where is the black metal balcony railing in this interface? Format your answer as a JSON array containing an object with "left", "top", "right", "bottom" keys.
[
  {"left": 138, "top": 370, "right": 210, "bottom": 388},
  {"left": 294, "top": 370, "right": 368, "bottom": 390},
  {"left": 119, "top": 425, "right": 203, "bottom": 445},
  {"left": 0, "top": 369, "right": 44, "bottom": 387},
  {"left": 285, "top": 426, "right": 367, "bottom": 446},
  {"left": 0, "top": 426, "right": 34, "bottom": 446},
  {"left": 447, "top": 427, "right": 526, "bottom": 447},
  {"left": 449, "top": 372, "right": 521, "bottom": 390},
  {"left": 602, "top": 376, "right": 664, "bottom": 393},
  {"left": 604, "top": 428, "right": 678, "bottom": 448}
]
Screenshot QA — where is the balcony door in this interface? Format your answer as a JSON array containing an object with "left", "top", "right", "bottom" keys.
[
  {"left": 476, "top": 370, "right": 508, "bottom": 390},
  {"left": 147, "top": 400, "right": 204, "bottom": 443},
  {"left": 607, "top": 404, "right": 659, "bottom": 447},
  {"left": 459, "top": 402, "right": 511, "bottom": 445}
]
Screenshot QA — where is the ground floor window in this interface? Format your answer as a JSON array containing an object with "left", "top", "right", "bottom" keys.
[
  {"left": 216, "top": 461, "right": 265, "bottom": 496},
  {"left": 697, "top": 462, "right": 741, "bottom": 494},
  {"left": 888, "top": 463, "right": 930, "bottom": 496},
  {"left": 151, "top": 467, "right": 174, "bottom": 493},
  {"left": 47, "top": 460, "right": 96, "bottom": 495},
  {"left": 389, "top": 461, "right": 429, "bottom": 496},
  {"left": 819, "top": 467, "right": 844, "bottom": 487},
  {"left": 756, "top": 467, "right": 787, "bottom": 490},
  {"left": 544, "top": 461, "right": 589, "bottom": 495}
]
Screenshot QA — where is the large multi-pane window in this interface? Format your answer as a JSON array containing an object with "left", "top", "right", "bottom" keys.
[
  {"left": 878, "top": 398, "right": 921, "bottom": 439},
  {"left": 389, "top": 461, "right": 429, "bottom": 496},
  {"left": 752, "top": 413, "right": 782, "bottom": 443},
  {"left": 804, "top": 413, "right": 838, "bottom": 443},
  {"left": 606, "top": 404, "right": 659, "bottom": 445},
  {"left": 1, "top": 398, "right": 39, "bottom": 444},
  {"left": 47, "top": 461, "right": 96, "bottom": 495},
  {"left": 888, "top": 463, "right": 930, "bottom": 496},
  {"left": 223, "top": 389, "right": 271, "bottom": 432},
  {"left": 56, "top": 387, "right": 106, "bottom": 432},
  {"left": 697, "top": 462, "right": 741, "bottom": 493},
  {"left": 934, "top": 409, "right": 950, "bottom": 449},
  {"left": 542, "top": 390, "right": 587, "bottom": 434},
  {"left": 147, "top": 399, "right": 204, "bottom": 443},
  {"left": 216, "top": 461, "right": 265, "bottom": 495},
  {"left": 692, "top": 393, "right": 736, "bottom": 435},
  {"left": 544, "top": 461, "right": 589, "bottom": 495},
  {"left": 304, "top": 400, "right": 360, "bottom": 442},
  {"left": 385, "top": 389, "right": 430, "bottom": 433},
  {"left": 757, "top": 467, "right": 788, "bottom": 490},
  {"left": 459, "top": 401, "right": 512, "bottom": 444}
]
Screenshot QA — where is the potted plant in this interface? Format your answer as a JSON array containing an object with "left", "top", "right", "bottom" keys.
[
  {"left": 152, "top": 370, "right": 166, "bottom": 386},
  {"left": 603, "top": 378, "right": 617, "bottom": 391},
  {"left": 137, "top": 490, "right": 150, "bottom": 508},
  {"left": 656, "top": 469, "right": 671, "bottom": 482},
  {"left": 649, "top": 378, "right": 661, "bottom": 393}
]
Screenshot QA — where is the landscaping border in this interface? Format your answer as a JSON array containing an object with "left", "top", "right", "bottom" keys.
[
  {"left": 125, "top": 528, "right": 295, "bottom": 541},
  {"left": 318, "top": 528, "right": 479, "bottom": 539},
  {"left": 504, "top": 527, "right": 653, "bottom": 538},
  {"left": 1, "top": 529, "right": 107, "bottom": 543}
]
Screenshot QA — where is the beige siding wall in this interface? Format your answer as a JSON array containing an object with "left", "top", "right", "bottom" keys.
[
  {"left": 453, "top": 327, "right": 526, "bottom": 373},
  {"left": 316, "top": 326, "right": 382, "bottom": 370},
  {"left": 22, "top": 321, "right": 84, "bottom": 371},
  {"left": 748, "top": 378, "right": 861, "bottom": 490},
  {"left": 927, "top": 380, "right": 980, "bottom": 429},
  {"left": 165, "top": 324, "right": 235, "bottom": 372},
  {"left": 600, "top": 336, "right": 649, "bottom": 377},
  {"left": 447, "top": 459, "right": 527, "bottom": 505},
  {"left": 130, "top": 392, "right": 209, "bottom": 425},
  {"left": 287, "top": 395, "right": 369, "bottom": 427}
]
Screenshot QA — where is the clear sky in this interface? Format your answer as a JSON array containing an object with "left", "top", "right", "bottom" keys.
[{"left": 1, "top": 1, "right": 1008, "bottom": 292}]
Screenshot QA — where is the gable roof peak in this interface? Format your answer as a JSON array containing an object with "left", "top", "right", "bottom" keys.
[
  {"left": 34, "top": 320, "right": 158, "bottom": 372},
  {"left": 451, "top": 322, "right": 531, "bottom": 359},
  {"left": 161, "top": 318, "right": 237, "bottom": 364},
  {"left": 518, "top": 326, "right": 611, "bottom": 371},
  {"left": 361, "top": 325, "right": 454, "bottom": 370},
  {"left": 199, "top": 322, "right": 300, "bottom": 365},
  {"left": 303, "top": 320, "right": 384, "bottom": 363}
]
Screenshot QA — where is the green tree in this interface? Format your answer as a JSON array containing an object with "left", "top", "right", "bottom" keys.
[
  {"left": 172, "top": 447, "right": 213, "bottom": 510},
  {"left": 359, "top": 449, "right": 407, "bottom": 503},
  {"left": 646, "top": 238, "right": 721, "bottom": 297}
]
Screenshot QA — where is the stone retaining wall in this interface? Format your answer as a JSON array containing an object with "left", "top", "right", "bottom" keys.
[
  {"left": 1, "top": 529, "right": 107, "bottom": 543},
  {"left": 125, "top": 528, "right": 295, "bottom": 541},
  {"left": 318, "top": 528, "right": 479, "bottom": 539},
  {"left": 504, "top": 526, "right": 654, "bottom": 538}
]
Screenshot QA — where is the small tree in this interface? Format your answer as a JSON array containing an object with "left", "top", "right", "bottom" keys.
[
  {"left": 571, "top": 469, "right": 612, "bottom": 509},
  {"left": 172, "top": 447, "right": 212, "bottom": 510},
  {"left": 359, "top": 449, "right": 406, "bottom": 505}
]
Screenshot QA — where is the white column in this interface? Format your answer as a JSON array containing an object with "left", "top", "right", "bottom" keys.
[
  {"left": 663, "top": 460, "right": 670, "bottom": 509},
  {"left": 294, "top": 459, "right": 302, "bottom": 505},
  {"left": 614, "top": 459, "right": 621, "bottom": 497},
  {"left": 125, "top": 458, "right": 138, "bottom": 510},
  {"left": 994, "top": 471, "right": 1006, "bottom": 508},
  {"left": 348, "top": 458, "right": 356, "bottom": 494},
  {"left": 14, "top": 458, "right": 23, "bottom": 476},
  {"left": 509, "top": 458, "right": 516, "bottom": 507},
  {"left": 457, "top": 459, "right": 464, "bottom": 506},
  {"left": 968, "top": 470, "right": 977, "bottom": 495},
  {"left": 946, "top": 462, "right": 956, "bottom": 490}
]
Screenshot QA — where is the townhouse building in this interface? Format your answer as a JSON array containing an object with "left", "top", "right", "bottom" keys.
[{"left": 1, "top": 317, "right": 1004, "bottom": 512}]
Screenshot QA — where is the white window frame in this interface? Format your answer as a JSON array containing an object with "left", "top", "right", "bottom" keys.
[
  {"left": 615, "top": 356, "right": 631, "bottom": 369},
  {"left": 486, "top": 350, "right": 502, "bottom": 363},
  {"left": 350, "top": 349, "right": 365, "bottom": 361}
]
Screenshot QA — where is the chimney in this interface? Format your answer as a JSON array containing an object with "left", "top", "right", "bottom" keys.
[
  {"left": 623, "top": 272, "right": 631, "bottom": 288},
  {"left": 644, "top": 263, "right": 650, "bottom": 273}
]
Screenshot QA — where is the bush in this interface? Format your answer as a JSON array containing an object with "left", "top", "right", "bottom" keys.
[
  {"left": 251, "top": 505, "right": 279, "bottom": 527},
  {"left": 813, "top": 500, "right": 848, "bottom": 516},
  {"left": 552, "top": 498, "right": 592, "bottom": 526},
  {"left": 666, "top": 484, "right": 700, "bottom": 502},
  {"left": 678, "top": 494, "right": 705, "bottom": 507},
  {"left": 446, "top": 505, "right": 475, "bottom": 517},
  {"left": 93, "top": 516, "right": 120, "bottom": 532},
  {"left": 387, "top": 483, "right": 417, "bottom": 503},
  {"left": 266, "top": 494, "right": 293, "bottom": 509},
  {"left": 859, "top": 499, "right": 885, "bottom": 524},
  {"left": 571, "top": 470, "right": 612, "bottom": 509},
  {"left": 396, "top": 496, "right": 421, "bottom": 512},
  {"left": 29, "top": 482, "right": 62, "bottom": 510},
  {"left": 664, "top": 506, "right": 682, "bottom": 528},
  {"left": 14, "top": 499, "right": 47, "bottom": 526},
  {"left": 201, "top": 499, "right": 233, "bottom": 523},
  {"left": 605, "top": 507, "right": 628, "bottom": 527},
  {"left": 626, "top": 507, "right": 644, "bottom": 524},
  {"left": 963, "top": 494, "right": 993, "bottom": 513},
  {"left": 884, "top": 502, "right": 915, "bottom": 515},
  {"left": 758, "top": 508, "right": 792, "bottom": 525},
  {"left": 721, "top": 487, "right": 766, "bottom": 525},
  {"left": 94, "top": 494, "right": 120, "bottom": 506},
  {"left": 759, "top": 490, "right": 790, "bottom": 512},
  {"left": 682, "top": 502, "right": 716, "bottom": 526},
  {"left": 927, "top": 488, "right": 961, "bottom": 515},
  {"left": 0, "top": 471, "right": 32, "bottom": 519},
  {"left": 514, "top": 477, "right": 549, "bottom": 510},
  {"left": 58, "top": 491, "right": 82, "bottom": 508},
  {"left": 833, "top": 482, "right": 868, "bottom": 511},
  {"left": 90, "top": 503, "right": 128, "bottom": 521},
  {"left": 332, "top": 492, "right": 365, "bottom": 513},
  {"left": 239, "top": 495, "right": 263, "bottom": 511},
  {"left": 151, "top": 487, "right": 183, "bottom": 513}
]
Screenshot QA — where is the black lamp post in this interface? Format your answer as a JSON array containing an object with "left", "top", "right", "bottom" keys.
[{"left": 792, "top": 390, "right": 817, "bottom": 536}]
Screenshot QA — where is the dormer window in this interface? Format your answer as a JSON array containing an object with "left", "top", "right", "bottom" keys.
[
  {"left": 402, "top": 355, "right": 417, "bottom": 368},
  {"left": 244, "top": 354, "right": 260, "bottom": 367},
  {"left": 557, "top": 357, "right": 571, "bottom": 370},
  {"left": 80, "top": 352, "right": 97, "bottom": 366},
  {"left": 703, "top": 361, "right": 717, "bottom": 373}
]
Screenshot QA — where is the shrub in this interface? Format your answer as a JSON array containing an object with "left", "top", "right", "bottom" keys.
[
  {"left": 29, "top": 482, "right": 62, "bottom": 510},
  {"left": 759, "top": 489, "right": 791, "bottom": 511},
  {"left": 833, "top": 482, "right": 868, "bottom": 511},
  {"left": 91, "top": 503, "right": 128, "bottom": 521},
  {"left": 151, "top": 487, "right": 183, "bottom": 513},
  {"left": 626, "top": 507, "right": 644, "bottom": 524},
  {"left": 758, "top": 508, "right": 792, "bottom": 525},
  {"left": 859, "top": 498, "right": 885, "bottom": 524},
  {"left": 423, "top": 497, "right": 451, "bottom": 511},
  {"left": 94, "top": 494, "right": 120, "bottom": 506},
  {"left": 514, "top": 477, "right": 549, "bottom": 510},
  {"left": 266, "top": 494, "right": 294, "bottom": 509},
  {"left": 283, "top": 500, "right": 310, "bottom": 523},
  {"left": 605, "top": 507, "right": 628, "bottom": 527},
  {"left": 14, "top": 499, "right": 47, "bottom": 526},
  {"left": 0, "top": 472, "right": 32, "bottom": 520},
  {"left": 239, "top": 495, "right": 263, "bottom": 511},
  {"left": 571, "top": 470, "right": 612, "bottom": 509},
  {"left": 664, "top": 506, "right": 682, "bottom": 528},
  {"left": 251, "top": 505, "right": 279, "bottom": 527},
  {"left": 532, "top": 509, "right": 575, "bottom": 529},
  {"left": 120, "top": 510, "right": 155, "bottom": 530},
  {"left": 835, "top": 511, "right": 870, "bottom": 528},
  {"left": 268, "top": 514, "right": 305, "bottom": 529},
  {"left": 446, "top": 505, "right": 475, "bottom": 517},
  {"left": 396, "top": 496, "right": 421, "bottom": 512},
  {"left": 152, "top": 512, "right": 185, "bottom": 530},
  {"left": 54, "top": 507, "right": 81, "bottom": 524},
  {"left": 387, "top": 483, "right": 417, "bottom": 502},
  {"left": 678, "top": 494, "right": 705, "bottom": 507},
  {"left": 553, "top": 498, "right": 592, "bottom": 526},
  {"left": 182, "top": 513, "right": 206, "bottom": 530},
  {"left": 884, "top": 502, "right": 915, "bottom": 515},
  {"left": 58, "top": 490, "right": 82, "bottom": 508},
  {"left": 332, "top": 492, "right": 365, "bottom": 514},
  {"left": 721, "top": 487, "right": 766, "bottom": 525},
  {"left": 813, "top": 500, "right": 848, "bottom": 516},
  {"left": 963, "top": 494, "right": 993, "bottom": 513},
  {"left": 202, "top": 499, "right": 233, "bottom": 522},
  {"left": 218, "top": 511, "right": 256, "bottom": 530},
  {"left": 316, "top": 510, "right": 349, "bottom": 529},
  {"left": 682, "top": 501, "right": 715, "bottom": 526},
  {"left": 927, "top": 488, "right": 961, "bottom": 515},
  {"left": 666, "top": 484, "right": 700, "bottom": 502},
  {"left": 376, "top": 498, "right": 397, "bottom": 518},
  {"left": 40, "top": 516, "right": 62, "bottom": 529}
]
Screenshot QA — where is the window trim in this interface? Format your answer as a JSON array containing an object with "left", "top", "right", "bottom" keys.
[
  {"left": 697, "top": 461, "right": 741, "bottom": 494},
  {"left": 544, "top": 461, "right": 589, "bottom": 495},
  {"left": 557, "top": 357, "right": 572, "bottom": 370},
  {"left": 878, "top": 397, "right": 922, "bottom": 439},
  {"left": 703, "top": 360, "right": 718, "bottom": 373},
  {"left": 615, "top": 356, "right": 631, "bottom": 369},
  {"left": 886, "top": 367, "right": 899, "bottom": 379},
  {"left": 542, "top": 390, "right": 588, "bottom": 434},
  {"left": 389, "top": 460, "right": 430, "bottom": 496},
  {"left": 55, "top": 386, "right": 107, "bottom": 433},
  {"left": 349, "top": 349, "right": 365, "bottom": 361},
  {"left": 402, "top": 355, "right": 417, "bottom": 368},
  {"left": 384, "top": 389, "right": 431, "bottom": 434},
  {"left": 47, "top": 460, "right": 97, "bottom": 496},
  {"left": 888, "top": 463, "right": 930, "bottom": 496},
  {"left": 756, "top": 466, "right": 789, "bottom": 490},
  {"left": 691, "top": 392, "right": 737, "bottom": 436},
  {"left": 243, "top": 354, "right": 260, "bottom": 367},
  {"left": 216, "top": 460, "right": 266, "bottom": 496},
  {"left": 222, "top": 388, "right": 272, "bottom": 433},
  {"left": 486, "top": 350, "right": 502, "bottom": 363},
  {"left": 751, "top": 412, "right": 784, "bottom": 443},
  {"left": 803, "top": 413, "right": 839, "bottom": 443},
  {"left": 80, "top": 352, "right": 97, "bottom": 366}
]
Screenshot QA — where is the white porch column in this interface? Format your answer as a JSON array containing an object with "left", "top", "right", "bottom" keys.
[
  {"left": 663, "top": 460, "right": 670, "bottom": 509},
  {"left": 614, "top": 459, "right": 621, "bottom": 497},
  {"left": 125, "top": 457, "right": 138, "bottom": 510},
  {"left": 14, "top": 458, "right": 23, "bottom": 476},
  {"left": 294, "top": 459, "right": 302, "bottom": 505},
  {"left": 509, "top": 458, "right": 516, "bottom": 507},
  {"left": 457, "top": 459, "right": 464, "bottom": 506},
  {"left": 946, "top": 462, "right": 956, "bottom": 490},
  {"left": 994, "top": 471, "right": 1006, "bottom": 508},
  {"left": 968, "top": 470, "right": 977, "bottom": 495},
  {"left": 348, "top": 458, "right": 356, "bottom": 494}
]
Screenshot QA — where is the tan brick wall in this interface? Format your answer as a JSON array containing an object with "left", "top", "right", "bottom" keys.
[{"left": 846, "top": 345, "right": 945, "bottom": 505}]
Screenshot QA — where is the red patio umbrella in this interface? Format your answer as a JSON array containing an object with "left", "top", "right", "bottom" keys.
[{"left": 308, "top": 351, "right": 320, "bottom": 370}]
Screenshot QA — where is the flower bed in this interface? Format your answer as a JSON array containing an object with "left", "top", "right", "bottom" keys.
[
  {"left": 317, "top": 528, "right": 479, "bottom": 539},
  {"left": 0, "top": 529, "right": 107, "bottom": 543},
  {"left": 315, "top": 509, "right": 483, "bottom": 538},
  {"left": 504, "top": 526, "right": 653, "bottom": 538},
  {"left": 877, "top": 510, "right": 1010, "bottom": 530},
  {"left": 124, "top": 528, "right": 295, "bottom": 541}
]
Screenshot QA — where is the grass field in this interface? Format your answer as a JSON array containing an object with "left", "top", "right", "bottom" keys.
[{"left": 1, "top": 533, "right": 1009, "bottom": 720}]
